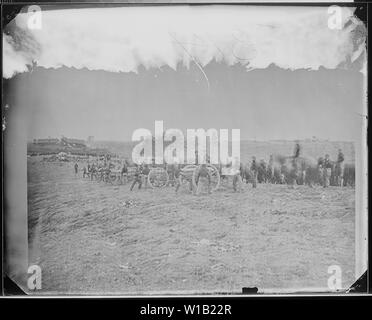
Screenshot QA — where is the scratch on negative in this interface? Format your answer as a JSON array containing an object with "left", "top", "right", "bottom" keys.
[{"left": 169, "top": 32, "right": 210, "bottom": 91}]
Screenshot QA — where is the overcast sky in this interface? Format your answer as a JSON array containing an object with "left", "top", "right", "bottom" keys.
[{"left": 3, "top": 5, "right": 366, "bottom": 142}]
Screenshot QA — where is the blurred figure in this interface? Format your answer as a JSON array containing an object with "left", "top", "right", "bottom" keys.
[
  {"left": 232, "top": 157, "right": 243, "bottom": 192},
  {"left": 174, "top": 162, "right": 182, "bottom": 193},
  {"left": 250, "top": 156, "right": 258, "bottom": 188},
  {"left": 142, "top": 163, "right": 150, "bottom": 188},
  {"left": 292, "top": 141, "right": 301, "bottom": 171},
  {"left": 166, "top": 163, "right": 177, "bottom": 187},
  {"left": 121, "top": 160, "right": 128, "bottom": 184},
  {"left": 130, "top": 164, "right": 143, "bottom": 191},
  {"left": 74, "top": 162, "right": 78, "bottom": 176},
  {"left": 195, "top": 163, "right": 211, "bottom": 194},
  {"left": 336, "top": 149, "right": 345, "bottom": 187},
  {"left": 268, "top": 154, "right": 274, "bottom": 183},
  {"left": 293, "top": 142, "right": 301, "bottom": 158},
  {"left": 317, "top": 156, "right": 324, "bottom": 186},
  {"left": 323, "top": 154, "right": 332, "bottom": 188},
  {"left": 288, "top": 142, "right": 301, "bottom": 188},
  {"left": 258, "top": 159, "right": 267, "bottom": 183}
]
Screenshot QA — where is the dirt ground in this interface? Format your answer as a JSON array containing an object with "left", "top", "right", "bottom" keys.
[{"left": 27, "top": 157, "right": 355, "bottom": 295}]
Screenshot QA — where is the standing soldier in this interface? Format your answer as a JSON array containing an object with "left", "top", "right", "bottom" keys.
[
  {"left": 268, "top": 154, "right": 274, "bottom": 183},
  {"left": 74, "top": 162, "right": 79, "bottom": 176},
  {"left": 250, "top": 156, "right": 258, "bottom": 188},
  {"left": 240, "top": 161, "right": 245, "bottom": 182},
  {"left": 292, "top": 142, "right": 301, "bottom": 170},
  {"left": 243, "top": 162, "right": 251, "bottom": 184},
  {"left": 232, "top": 157, "right": 243, "bottom": 192},
  {"left": 174, "top": 162, "right": 182, "bottom": 193},
  {"left": 293, "top": 142, "right": 301, "bottom": 158},
  {"left": 166, "top": 163, "right": 177, "bottom": 187},
  {"left": 323, "top": 154, "right": 332, "bottom": 188},
  {"left": 121, "top": 160, "right": 128, "bottom": 184},
  {"left": 91, "top": 163, "right": 97, "bottom": 180},
  {"left": 289, "top": 142, "right": 301, "bottom": 187},
  {"left": 88, "top": 163, "right": 93, "bottom": 180},
  {"left": 130, "top": 164, "right": 143, "bottom": 191},
  {"left": 317, "top": 156, "right": 324, "bottom": 186},
  {"left": 195, "top": 163, "right": 211, "bottom": 194},
  {"left": 142, "top": 163, "right": 150, "bottom": 188},
  {"left": 258, "top": 159, "right": 267, "bottom": 183},
  {"left": 336, "top": 149, "right": 345, "bottom": 187}
]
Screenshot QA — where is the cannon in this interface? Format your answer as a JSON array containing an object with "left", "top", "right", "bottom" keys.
[{"left": 178, "top": 164, "right": 220, "bottom": 193}]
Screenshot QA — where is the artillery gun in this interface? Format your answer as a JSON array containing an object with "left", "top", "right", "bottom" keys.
[{"left": 178, "top": 164, "right": 220, "bottom": 193}]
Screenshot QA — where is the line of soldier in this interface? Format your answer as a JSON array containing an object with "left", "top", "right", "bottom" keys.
[
  {"left": 78, "top": 159, "right": 117, "bottom": 182},
  {"left": 75, "top": 144, "right": 353, "bottom": 192},
  {"left": 235, "top": 145, "right": 351, "bottom": 188}
]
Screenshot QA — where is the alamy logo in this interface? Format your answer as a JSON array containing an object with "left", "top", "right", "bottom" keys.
[
  {"left": 27, "top": 265, "right": 42, "bottom": 290},
  {"left": 327, "top": 265, "right": 342, "bottom": 291},
  {"left": 27, "top": 6, "right": 42, "bottom": 30},
  {"left": 131, "top": 120, "right": 240, "bottom": 166},
  {"left": 327, "top": 6, "right": 343, "bottom": 30}
]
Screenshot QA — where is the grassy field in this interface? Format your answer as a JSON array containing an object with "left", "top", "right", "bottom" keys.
[{"left": 27, "top": 156, "right": 355, "bottom": 294}]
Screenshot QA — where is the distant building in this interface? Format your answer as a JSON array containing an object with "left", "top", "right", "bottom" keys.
[
  {"left": 33, "top": 138, "right": 59, "bottom": 145},
  {"left": 61, "top": 136, "right": 86, "bottom": 148}
]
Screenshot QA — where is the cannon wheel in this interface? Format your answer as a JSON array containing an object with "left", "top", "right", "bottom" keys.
[
  {"left": 148, "top": 167, "right": 169, "bottom": 188},
  {"left": 192, "top": 164, "right": 220, "bottom": 192}
]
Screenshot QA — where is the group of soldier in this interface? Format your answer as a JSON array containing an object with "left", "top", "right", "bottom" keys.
[
  {"left": 74, "top": 157, "right": 117, "bottom": 183},
  {"left": 234, "top": 144, "right": 348, "bottom": 189},
  {"left": 74, "top": 143, "right": 352, "bottom": 194}
]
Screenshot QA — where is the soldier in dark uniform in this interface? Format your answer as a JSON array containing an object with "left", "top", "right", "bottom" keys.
[
  {"left": 89, "top": 163, "right": 93, "bottom": 180},
  {"left": 166, "top": 163, "right": 176, "bottom": 186},
  {"left": 142, "top": 163, "right": 150, "bottom": 188},
  {"left": 258, "top": 159, "right": 267, "bottom": 183},
  {"left": 250, "top": 156, "right": 258, "bottom": 188},
  {"left": 317, "top": 157, "right": 324, "bottom": 186},
  {"left": 121, "top": 160, "right": 128, "bottom": 184},
  {"left": 174, "top": 163, "right": 183, "bottom": 193},
  {"left": 268, "top": 154, "right": 274, "bottom": 183},
  {"left": 323, "top": 154, "right": 332, "bottom": 188},
  {"left": 288, "top": 142, "right": 301, "bottom": 187},
  {"left": 336, "top": 149, "right": 345, "bottom": 187},
  {"left": 130, "top": 164, "right": 143, "bottom": 191},
  {"left": 292, "top": 142, "right": 301, "bottom": 170},
  {"left": 294, "top": 143, "right": 300, "bottom": 158},
  {"left": 195, "top": 163, "right": 211, "bottom": 194},
  {"left": 232, "top": 157, "right": 243, "bottom": 192},
  {"left": 239, "top": 161, "right": 245, "bottom": 181}
]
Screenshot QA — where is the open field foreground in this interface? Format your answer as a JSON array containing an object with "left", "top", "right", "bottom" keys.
[{"left": 28, "top": 158, "right": 355, "bottom": 294}]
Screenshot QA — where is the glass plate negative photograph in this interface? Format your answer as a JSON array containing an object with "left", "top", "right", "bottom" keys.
[{"left": 3, "top": 3, "right": 368, "bottom": 295}]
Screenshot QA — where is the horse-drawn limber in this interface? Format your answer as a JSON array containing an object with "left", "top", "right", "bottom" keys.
[
  {"left": 177, "top": 164, "right": 221, "bottom": 193},
  {"left": 145, "top": 163, "right": 221, "bottom": 192},
  {"left": 85, "top": 162, "right": 222, "bottom": 192}
]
